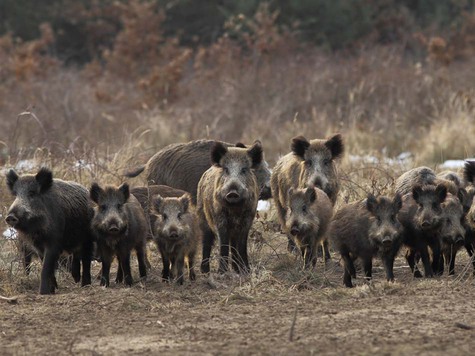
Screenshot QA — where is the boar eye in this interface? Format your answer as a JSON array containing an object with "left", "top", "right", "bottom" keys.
[
  {"left": 241, "top": 167, "right": 249, "bottom": 174},
  {"left": 224, "top": 167, "right": 230, "bottom": 174},
  {"left": 432, "top": 203, "right": 441, "bottom": 212},
  {"left": 162, "top": 214, "right": 168, "bottom": 220},
  {"left": 28, "top": 190, "right": 37, "bottom": 197},
  {"left": 446, "top": 218, "right": 452, "bottom": 226},
  {"left": 323, "top": 159, "right": 331, "bottom": 166},
  {"left": 177, "top": 212, "right": 182, "bottom": 219},
  {"left": 305, "top": 160, "right": 312, "bottom": 167},
  {"left": 100, "top": 205, "right": 107, "bottom": 211},
  {"left": 302, "top": 205, "right": 307, "bottom": 213},
  {"left": 116, "top": 204, "right": 122, "bottom": 210}
]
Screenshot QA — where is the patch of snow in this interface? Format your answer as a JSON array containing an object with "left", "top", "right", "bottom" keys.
[
  {"left": 3, "top": 228, "right": 17, "bottom": 240},
  {"left": 439, "top": 159, "right": 475, "bottom": 170},
  {"left": 257, "top": 200, "right": 271, "bottom": 211}
]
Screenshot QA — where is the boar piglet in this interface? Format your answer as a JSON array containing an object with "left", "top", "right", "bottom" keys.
[
  {"left": 329, "top": 194, "right": 403, "bottom": 287},
  {"left": 5, "top": 168, "right": 94, "bottom": 294},
  {"left": 398, "top": 184, "right": 448, "bottom": 278},
  {"left": 285, "top": 187, "right": 333, "bottom": 268},
  {"left": 153, "top": 193, "right": 199, "bottom": 284},
  {"left": 197, "top": 141, "right": 262, "bottom": 274},
  {"left": 436, "top": 192, "right": 465, "bottom": 275},
  {"left": 90, "top": 183, "right": 147, "bottom": 287},
  {"left": 271, "top": 134, "right": 344, "bottom": 258}
]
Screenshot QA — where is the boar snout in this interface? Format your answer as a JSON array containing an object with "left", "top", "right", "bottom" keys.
[
  {"left": 225, "top": 190, "right": 241, "bottom": 204},
  {"left": 5, "top": 214, "right": 19, "bottom": 227},
  {"left": 382, "top": 236, "right": 392, "bottom": 247},
  {"left": 290, "top": 225, "right": 300, "bottom": 236}
]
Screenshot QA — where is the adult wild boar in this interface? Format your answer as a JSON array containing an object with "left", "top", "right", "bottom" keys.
[
  {"left": 197, "top": 141, "right": 262, "bottom": 274},
  {"left": 90, "top": 183, "right": 147, "bottom": 287},
  {"left": 125, "top": 139, "right": 272, "bottom": 203},
  {"left": 398, "top": 184, "right": 448, "bottom": 277},
  {"left": 462, "top": 161, "right": 475, "bottom": 273},
  {"left": 5, "top": 168, "right": 93, "bottom": 294},
  {"left": 437, "top": 192, "right": 466, "bottom": 275},
  {"left": 153, "top": 193, "right": 199, "bottom": 284},
  {"left": 270, "top": 134, "right": 344, "bottom": 257},
  {"left": 285, "top": 187, "right": 333, "bottom": 268},
  {"left": 329, "top": 194, "right": 404, "bottom": 287}
]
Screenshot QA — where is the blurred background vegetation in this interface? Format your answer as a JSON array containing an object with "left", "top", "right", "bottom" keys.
[{"left": 1, "top": 0, "right": 475, "bottom": 170}]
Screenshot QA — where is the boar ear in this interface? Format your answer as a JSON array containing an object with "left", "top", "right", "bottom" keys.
[
  {"left": 152, "top": 194, "right": 164, "bottom": 213},
  {"left": 305, "top": 188, "right": 317, "bottom": 203},
  {"left": 412, "top": 185, "right": 423, "bottom": 202},
  {"left": 464, "top": 161, "right": 475, "bottom": 184},
  {"left": 325, "top": 134, "right": 344, "bottom": 159},
  {"left": 393, "top": 193, "right": 403, "bottom": 212},
  {"left": 235, "top": 142, "right": 246, "bottom": 148},
  {"left": 90, "top": 183, "right": 104, "bottom": 204},
  {"left": 118, "top": 183, "right": 130, "bottom": 203},
  {"left": 435, "top": 184, "right": 447, "bottom": 203},
  {"left": 6, "top": 169, "right": 19, "bottom": 192},
  {"left": 366, "top": 194, "right": 378, "bottom": 213},
  {"left": 211, "top": 142, "right": 227, "bottom": 166},
  {"left": 291, "top": 136, "right": 310, "bottom": 158},
  {"left": 35, "top": 168, "right": 53, "bottom": 193},
  {"left": 248, "top": 140, "right": 263, "bottom": 168},
  {"left": 179, "top": 193, "right": 191, "bottom": 212}
]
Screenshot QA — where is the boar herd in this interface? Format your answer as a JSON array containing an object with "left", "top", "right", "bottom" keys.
[{"left": 4, "top": 135, "right": 475, "bottom": 294}]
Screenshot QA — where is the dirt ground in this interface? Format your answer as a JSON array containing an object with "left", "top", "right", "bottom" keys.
[{"left": 2, "top": 225, "right": 475, "bottom": 356}]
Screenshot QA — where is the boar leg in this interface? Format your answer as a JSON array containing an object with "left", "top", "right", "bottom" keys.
[
  {"left": 342, "top": 252, "right": 354, "bottom": 288},
  {"left": 420, "top": 246, "right": 433, "bottom": 278},
  {"left": 176, "top": 255, "right": 185, "bottom": 285},
  {"left": 382, "top": 253, "right": 396, "bottom": 281},
  {"left": 464, "top": 240, "right": 475, "bottom": 274},
  {"left": 158, "top": 244, "right": 170, "bottom": 281},
  {"left": 443, "top": 248, "right": 457, "bottom": 276},
  {"left": 188, "top": 251, "right": 196, "bottom": 281},
  {"left": 234, "top": 235, "right": 250, "bottom": 274},
  {"left": 135, "top": 243, "right": 147, "bottom": 280},
  {"left": 218, "top": 232, "right": 230, "bottom": 274},
  {"left": 430, "top": 242, "right": 442, "bottom": 276},
  {"left": 40, "top": 247, "right": 60, "bottom": 295},
  {"left": 363, "top": 258, "right": 372, "bottom": 281},
  {"left": 118, "top": 252, "right": 133, "bottom": 286},
  {"left": 200, "top": 226, "right": 215, "bottom": 274},
  {"left": 100, "top": 252, "right": 113, "bottom": 287},
  {"left": 406, "top": 248, "right": 423, "bottom": 278},
  {"left": 79, "top": 239, "right": 93, "bottom": 287},
  {"left": 71, "top": 254, "right": 81, "bottom": 283}
]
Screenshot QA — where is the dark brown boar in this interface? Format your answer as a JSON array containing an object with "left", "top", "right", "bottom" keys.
[
  {"left": 398, "top": 184, "right": 448, "bottom": 278},
  {"left": 90, "top": 183, "right": 147, "bottom": 287},
  {"left": 462, "top": 161, "right": 475, "bottom": 273},
  {"left": 395, "top": 166, "right": 458, "bottom": 196},
  {"left": 284, "top": 187, "right": 333, "bottom": 268},
  {"left": 436, "top": 192, "right": 466, "bottom": 275},
  {"left": 197, "top": 141, "right": 262, "bottom": 274},
  {"left": 5, "top": 168, "right": 94, "bottom": 294},
  {"left": 270, "top": 134, "right": 344, "bottom": 257},
  {"left": 152, "top": 193, "right": 199, "bottom": 284},
  {"left": 125, "top": 139, "right": 272, "bottom": 202},
  {"left": 329, "top": 194, "right": 404, "bottom": 287}
]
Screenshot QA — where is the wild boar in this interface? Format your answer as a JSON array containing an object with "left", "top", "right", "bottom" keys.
[{"left": 5, "top": 168, "right": 94, "bottom": 294}]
